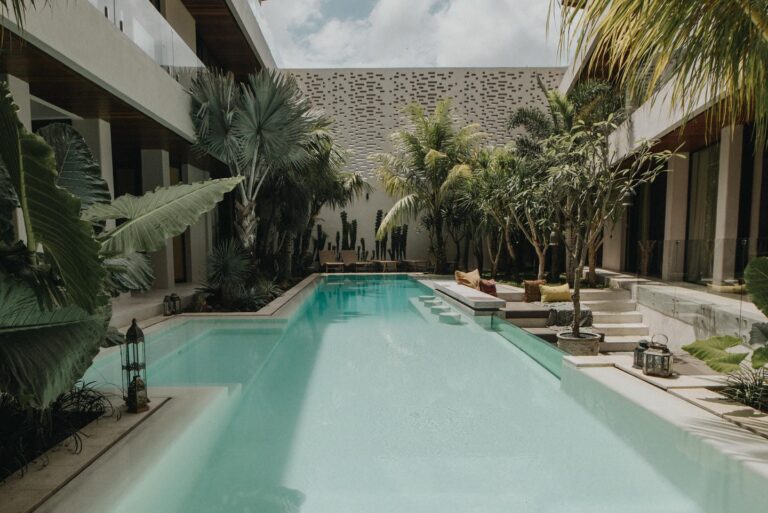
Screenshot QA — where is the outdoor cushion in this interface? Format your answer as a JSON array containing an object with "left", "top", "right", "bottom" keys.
[
  {"left": 523, "top": 279, "right": 545, "bottom": 302},
  {"left": 540, "top": 283, "right": 571, "bottom": 302},
  {"left": 455, "top": 269, "right": 481, "bottom": 289},
  {"left": 479, "top": 279, "right": 497, "bottom": 296}
]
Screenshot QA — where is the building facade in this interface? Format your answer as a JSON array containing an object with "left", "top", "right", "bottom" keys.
[
  {"left": 559, "top": 42, "right": 767, "bottom": 289},
  {"left": 1, "top": 0, "right": 274, "bottom": 291},
  {"left": 289, "top": 67, "right": 565, "bottom": 262}
]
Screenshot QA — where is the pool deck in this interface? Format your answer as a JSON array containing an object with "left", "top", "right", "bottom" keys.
[{"left": 4, "top": 273, "right": 768, "bottom": 513}]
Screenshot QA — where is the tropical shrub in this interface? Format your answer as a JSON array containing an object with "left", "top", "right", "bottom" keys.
[
  {"left": 723, "top": 367, "right": 768, "bottom": 413},
  {"left": 0, "top": 83, "right": 241, "bottom": 409},
  {"left": 682, "top": 336, "right": 748, "bottom": 373},
  {"left": 372, "top": 99, "right": 483, "bottom": 273}
]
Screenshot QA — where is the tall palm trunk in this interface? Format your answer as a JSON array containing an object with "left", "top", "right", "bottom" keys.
[
  {"left": 433, "top": 213, "right": 447, "bottom": 274},
  {"left": 235, "top": 197, "right": 257, "bottom": 249}
]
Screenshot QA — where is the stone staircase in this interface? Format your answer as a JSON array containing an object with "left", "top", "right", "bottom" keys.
[{"left": 503, "top": 288, "right": 650, "bottom": 352}]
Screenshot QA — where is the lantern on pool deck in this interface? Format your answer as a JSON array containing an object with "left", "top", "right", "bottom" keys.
[
  {"left": 122, "top": 319, "right": 149, "bottom": 413},
  {"left": 170, "top": 293, "right": 182, "bottom": 314},
  {"left": 633, "top": 339, "right": 650, "bottom": 369},
  {"left": 163, "top": 295, "right": 173, "bottom": 316},
  {"left": 642, "top": 334, "right": 674, "bottom": 378}
]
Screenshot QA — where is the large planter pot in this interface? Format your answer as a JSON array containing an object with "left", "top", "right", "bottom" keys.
[{"left": 556, "top": 331, "right": 602, "bottom": 356}]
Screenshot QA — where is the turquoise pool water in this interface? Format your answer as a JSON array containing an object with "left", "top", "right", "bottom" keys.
[{"left": 103, "top": 276, "right": 716, "bottom": 512}]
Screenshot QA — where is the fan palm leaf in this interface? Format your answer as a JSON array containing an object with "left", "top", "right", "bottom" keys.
[{"left": 557, "top": 0, "right": 768, "bottom": 138}]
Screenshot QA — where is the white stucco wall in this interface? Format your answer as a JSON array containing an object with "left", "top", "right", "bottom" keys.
[{"left": 289, "top": 67, "right": 566, "bottom": 262}]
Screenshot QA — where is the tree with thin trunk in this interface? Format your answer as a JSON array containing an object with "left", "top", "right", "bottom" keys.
[
  {"left": 190, "top": 70, "right": 319, "bottom": 250},
  {"left": 372, "top": 100, "right": 483, "bottom": 273},
  {"left": 544, "top": 116, "right": 672, "bottom": 337}
]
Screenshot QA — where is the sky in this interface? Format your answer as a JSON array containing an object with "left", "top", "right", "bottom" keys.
[{"left": 259, "top": 0, "right": 570, "bottom": 69}]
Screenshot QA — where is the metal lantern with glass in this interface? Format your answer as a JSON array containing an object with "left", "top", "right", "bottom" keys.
[
  {"left": 170, "top": 292, "right": 182, "bottom": 314},
  {"left": 642, "top": 334, "right": 674, "bottom": 378},
  {"left": 633, "top": 338, "right": 650, "bottom": 369},
  {"left": 122, "top": 319, "right": 149, "bottom": 413},
  {"left": 163, "top": 295, "right": 173, "bottom": 316}
]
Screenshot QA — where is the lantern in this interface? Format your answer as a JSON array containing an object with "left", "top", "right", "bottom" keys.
[
  {"left": 163, "top": 295, "right": 173, "bottom": 316},
  {"left": 621, "top": 190, "right": 635, "bottom": 207},
  {"left": 122, "top": 319, "right": 149, "bottom": 413},
  {"left": 642, "top": 334, "right": 673, "bottom": 378},
  {"left": 170, "top": 293, "right": 181, "bottom": 314},
  {"left": 633, "top": 339, "right": 650, "bottom": 369}
]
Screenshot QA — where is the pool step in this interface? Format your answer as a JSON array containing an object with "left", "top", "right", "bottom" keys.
[
  {"left": 419, "top": 295, "right": 436, "bottom": 302},
  {"left": 431, "top": 305, "right": 451, "bottom": 314},
  {"left": 592, "top": 311, "right": 643, "bottom": 324},
  {"left": 577, "top": 289, "right": 632, "bottom": 300},
  {"left": 439, "top": 312, "right": 462, "bottom": 324},
  {"left": 512, "top": 317, "right": 549, "bottom": 328},
  {"left": 592, "top": 322, "right": 649, "bottom": 336}
]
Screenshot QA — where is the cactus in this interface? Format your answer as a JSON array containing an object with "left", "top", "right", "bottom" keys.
[
  {"left": 335, "top": 231, "right": 341, "bottom": 256},
  {"left": 401, "top": 224, "right": 408, "bottom": 259},
  {"left": 312, "top": 224, "right": 327, "bottom": 261},
  {"left": 361, "top": 238, "right": 367, "bottom": 261},
  {"left": 350, "top": 219, "right": 357, "bottom": 252},
  {"left": 340, "top": 211, "right": 349, "bottom": 250},
  {"left": 357, "top": 245, "right": 361, "bottom": 260},
  {"left": 374, "top": 209, "right": 383, "bottom": 259}
]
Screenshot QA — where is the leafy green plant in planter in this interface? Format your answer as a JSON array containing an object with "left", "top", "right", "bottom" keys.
[
  {"left": 745, "top": 257, "right": 768, "bottom": 369},
  {"left": 0, "top": 84, "right": 241, "bottom": 410}
]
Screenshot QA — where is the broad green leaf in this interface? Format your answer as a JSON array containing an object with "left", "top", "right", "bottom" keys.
[
  {"left": 104, "top": 252, "right": 154, "bottom": 297},
  {"left": 745, "top": 257, "right": 768, "bottom": 318},
  {"left": 0, "top": 275, "right": 109, "bottom": 408},
  {"left": 0, "top": 162, "right": 18, "bottom": 244},
  {"left": 0, "top": 82, "right": 105, "bottom": 312},
  {"left": 683, "top": 336, "right": 747, "bottom": 373},
  {"left": 37, "top": 123, "right": 111, "bottom": 210},
  {"left": 752, "top": 346, "right": 768, "bottom": 369},
  {"left": 84, "top": 177, "right": 242, "bottom": 255}
]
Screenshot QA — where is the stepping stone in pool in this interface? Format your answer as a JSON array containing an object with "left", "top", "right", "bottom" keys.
[
  {"left": 431, "top": 305, "right": 451, "bottom": 314},
  {"left": 439, "top": 312, "right": 462, "bottom": 324},
  {"left": 423, "top": 299, "right": 442, "bottom": 307},
  {"left": 418, "top": 295, "right": 436, "bottom": 302}
]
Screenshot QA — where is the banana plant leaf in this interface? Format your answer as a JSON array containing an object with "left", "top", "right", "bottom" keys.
[
  {"left": 103, "top": 252, "right": 154, "bottom": 297},
  {"left": 0, "top": 275, "right": 109, "bottom": 409},
  {"left": 36, "top": 123, "right": 112, "bottom": 211},
  {"left": 84, "top": 177, "right": 243, "bottom": 256},
  {"left": 682, "top": 336, "right": 747, "bottom": 373},
  {"left": 0, "top": 83, "right": 105, "bottom": 312}
]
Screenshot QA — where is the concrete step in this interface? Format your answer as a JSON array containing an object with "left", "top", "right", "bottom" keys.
[
  {"left": 577, "top": 288, "right": 632, "bottom": 300},
  {"left": 418, "top": 295, "right": 436, "bottom": 302},
  {"left": 592, "top": 322, "right": 650, "bottom": 336},
  {"left": 431, "top": 305, "right": 451, "bottom": 314},
  {"left": 582, "top": 299, "right": 637, "bottom": 312},
  {"left": 510, "top": 317, "right": 548, "bottom": 328},
  {"left": 592, "top": 311, "right": 644, "bottom": 324},
  {"left": 523, "top": 327, "right": 558, "bottom": 343},
  {"left": 439, "top": 312, "right": 462, "bottom": 324},
  {"left": 600, "top": 336, "right": 644, "bottom": 352}
]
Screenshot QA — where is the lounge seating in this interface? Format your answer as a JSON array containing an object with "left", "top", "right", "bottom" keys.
[
  {"left": 319, "top": 250, "right": 345, "bottom": 273},
  {"left": 434, "top": 281, "right": 505, "bottom": 311},
  {"left": 340, "top": 250, "right": 374, "bottom": 272}
]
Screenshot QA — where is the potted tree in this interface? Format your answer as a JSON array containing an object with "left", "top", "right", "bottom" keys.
[{"left": 544, "top": 116, "right": 672, "bottom": 355}]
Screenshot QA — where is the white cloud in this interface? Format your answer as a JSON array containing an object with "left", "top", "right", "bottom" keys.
[{"left": 260, "top": 0, "right": 568, "bottom": 68}]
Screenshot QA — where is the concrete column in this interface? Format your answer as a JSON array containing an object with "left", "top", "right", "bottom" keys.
[
  {"left": 141, "top": 149, "right": 174, "bottom": 290},
  {"left": 712, "top": 125, "right": 744, "bottom": 285},
  {"left": 662, "top": 153, "right": 689, "bottom": 281},
  {"left": 748, "top": 139, "right": 764, "bottom": 260},
  {"left": 2, "top": 74, "right": 31, "bottom": 242},
  {"left": 181, "top": 164, "right": 208, "bottom": 283},
  {"left": 602, "top": 212, "right": 627, "bottom": 272},
  {"left": 72, "top": 118, "right": 115, "bottom": 229}
]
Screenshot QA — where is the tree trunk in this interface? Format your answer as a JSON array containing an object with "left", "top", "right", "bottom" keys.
[
  {"left": 587, "top": 241, "right": 598, "bottom": 286},
  {"left": 433, "top": 214, "right": 447, "bottom": 274},
  {"left": 235, "top": 198, "right": 257, "bottom": 250},
  {"left": 535, "top": 245, "right": 546, "bottom": 281},
  {"left": 462, "top": 234, "right": 470, "bottom": 271}
]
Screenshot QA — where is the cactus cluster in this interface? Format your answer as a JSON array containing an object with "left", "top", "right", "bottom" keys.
[
  {"left": 372, "top": 209, "right": 407, "bottom": 260},
  {"left": 312, "top": 224, "right": 327, "bottom": 261}
]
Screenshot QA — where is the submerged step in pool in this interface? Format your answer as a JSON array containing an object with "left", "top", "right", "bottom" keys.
[{"left": 86, "top": 276, "right": 759, "bottom": 513}]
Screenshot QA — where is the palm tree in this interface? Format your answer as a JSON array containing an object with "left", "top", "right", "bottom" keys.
[
  {"left": 372, "top": 100, "right": 483, "bottom": 273},
  {"left": 557, "top": 0, "right": 768, "bottom": 138},
  {"left": 190, "top": 70, "right": 319, "bottom": 250}
]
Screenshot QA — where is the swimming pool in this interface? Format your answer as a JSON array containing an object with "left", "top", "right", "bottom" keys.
[{"left": 80, "top": 275, "right": 763, "bottom": 513}]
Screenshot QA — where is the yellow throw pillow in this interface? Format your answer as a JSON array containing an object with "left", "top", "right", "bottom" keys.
[
  {"left": 539, "top": 283, "right": 571, "bottom": 302},
  {"left": 455, "top": 269, "right": 481, "bottom": 290}
]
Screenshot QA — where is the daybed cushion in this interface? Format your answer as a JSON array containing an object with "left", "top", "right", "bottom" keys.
[
  {"left": 479, "top": 279, "right": 497, "bottom": 296},
  {"left": 523, "top": 279, "right": 545, "bottom": 302},
  {"left": 455, "top": 269, "right": 481, "bottom": 289},
  {"left": 540, "top": 283, "right": 570, "bottom": 302},
  {"left": 434, "top": 281, "right": 505, "bottom": 310}
]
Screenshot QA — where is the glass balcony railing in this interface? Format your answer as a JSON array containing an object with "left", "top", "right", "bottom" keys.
[{"left": 88, "top": 0, "right": 204, "bottom": 86}]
